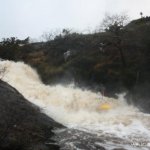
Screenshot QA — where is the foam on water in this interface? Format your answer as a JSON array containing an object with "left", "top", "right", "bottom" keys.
[{"left": 1, "top": 60, "right": 150, "bottom": 149}]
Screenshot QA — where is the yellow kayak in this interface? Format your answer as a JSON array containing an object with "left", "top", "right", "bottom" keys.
[{"left": 99, "top": 103, "right": 111, "bottom": 110}]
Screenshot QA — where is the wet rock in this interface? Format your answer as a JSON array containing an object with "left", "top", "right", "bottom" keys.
[{"left": 0, "top": 80, "right": 63, "bottom": 150}]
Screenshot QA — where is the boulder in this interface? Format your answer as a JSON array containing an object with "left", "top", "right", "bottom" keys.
[{"left": 0, "top": 80, "right": 63, "bottom": 150}]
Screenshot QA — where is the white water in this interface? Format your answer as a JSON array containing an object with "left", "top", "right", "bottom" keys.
[{"left": 1, "top": 60, "right": 150, "bottom": 149}]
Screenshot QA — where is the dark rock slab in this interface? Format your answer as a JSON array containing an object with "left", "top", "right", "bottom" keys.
[{"left": 0, "top": 80, "right": 63, "bottom": 150}]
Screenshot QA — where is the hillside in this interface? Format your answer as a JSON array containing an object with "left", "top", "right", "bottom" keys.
[{"left": 0, "top": 17, "right": 150, "bottom": 103}]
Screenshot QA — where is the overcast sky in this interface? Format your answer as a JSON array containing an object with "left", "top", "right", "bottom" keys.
[{"left": 0, "top": 0, "right": 150, "bottom": 40}]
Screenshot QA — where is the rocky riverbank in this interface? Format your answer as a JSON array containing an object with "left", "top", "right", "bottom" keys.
[{"left": 0, "top": 80, "right": 63, "bottom": 150}]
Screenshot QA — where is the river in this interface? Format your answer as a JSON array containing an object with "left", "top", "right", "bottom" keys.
[{"left": 0, "top": 60, "right": 150, "bottom": 150}]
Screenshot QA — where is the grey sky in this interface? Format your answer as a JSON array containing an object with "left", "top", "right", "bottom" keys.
[{"left": 0, "top": 0, "right": 150, "bottom": 39}]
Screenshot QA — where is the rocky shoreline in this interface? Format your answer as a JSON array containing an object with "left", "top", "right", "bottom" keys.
[{"left": 0, "top": 80, "right": 64, "bottom": 150}]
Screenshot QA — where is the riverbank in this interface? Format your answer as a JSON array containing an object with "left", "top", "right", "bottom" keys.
[{"left": 0, "top": 80, "right": 63, "bottom": 150}]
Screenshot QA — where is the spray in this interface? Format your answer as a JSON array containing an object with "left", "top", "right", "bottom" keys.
[{"left": 0, "top": 60, "right": 150, "bottom": 149}]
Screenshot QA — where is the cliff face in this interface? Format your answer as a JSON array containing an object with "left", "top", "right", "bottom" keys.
[{"left": 0, "top": 80, "right": 63, "bottom": 150}]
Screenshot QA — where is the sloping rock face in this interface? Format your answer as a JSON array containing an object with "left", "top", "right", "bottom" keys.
[{"left": 0, "top": 80, "right": 63, "bottom": 150}]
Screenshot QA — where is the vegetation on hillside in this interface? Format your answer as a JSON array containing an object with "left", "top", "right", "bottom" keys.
[{"left": 0, "top": 15, "right": 150, "bottom": 98}]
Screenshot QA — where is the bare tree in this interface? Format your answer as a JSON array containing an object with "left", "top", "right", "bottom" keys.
[
  {"left": 41, "top": 32, "right": 54, "bottom": 41},
  {"left": 41, "top": 29, "right": 62, "bottom": 41},
  {"left": 101, "top": 13, "right": 129, "bottom": 32},
  {"left": 100, "top": 13, "right": 129, "bottom": 68}
]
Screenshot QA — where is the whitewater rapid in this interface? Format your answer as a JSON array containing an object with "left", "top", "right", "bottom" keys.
[{"left": 0, "top": 60, "right": 150, "bottom": 149}]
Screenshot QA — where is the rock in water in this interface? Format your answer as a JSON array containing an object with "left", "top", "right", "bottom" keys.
[{"left": 0, "top": 80, "right": 63, "bottom": 150}]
